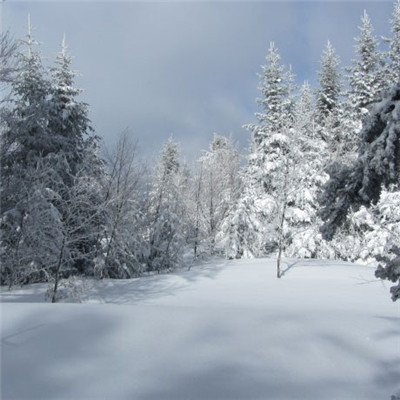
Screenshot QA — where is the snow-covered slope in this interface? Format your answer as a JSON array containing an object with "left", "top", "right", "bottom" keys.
[{"left": 1, "top": 258, "right": 399, "bottom": 400}]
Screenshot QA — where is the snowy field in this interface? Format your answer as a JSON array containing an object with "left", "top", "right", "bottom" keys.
[{"left": 1, "top": 257, "right": 399, "bottom": 400}]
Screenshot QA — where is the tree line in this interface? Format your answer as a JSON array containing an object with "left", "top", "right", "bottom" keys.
[{"left": 1, "top": 3, "right": 399, "bottom": 301}]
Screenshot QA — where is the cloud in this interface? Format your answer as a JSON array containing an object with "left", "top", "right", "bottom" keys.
[{"left": 2, "top": 1, "right": 394, "bottom": 161}]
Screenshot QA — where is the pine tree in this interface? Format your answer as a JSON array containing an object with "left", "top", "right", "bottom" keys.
[
  {"left": 0, "top": 26, "right": 104, "bottom": 286},
  {"left": 248, "top": 42, "right": 294, "bottom": 145},
  {"left": 283, "top": 82, "right": 333, "bottom": 260},
  {"left": 0, "top": 20, "right": 54, "bottom": 285},
  {"left": 222, "top": 192, "right": 265, "bottom": 260},
  {"left": 49, "top": 35, "right": 96, "bottom": 184},
  {"left": 49, "top": 36, "right": 104, "bottom": 275},
  {"left": 387, "top": 0, "right": 400, "bottom": 83},
  {"left": 347, "top": 11, "right": 386, "bottom": 113},
  {"left": 316, "top": 41, "right": 341, "bottom": 123},
  {"left": 1, "top": 19, "right": 51, "bottom": 179},
  {"left": 319, "top": 82, "right": 400, "bottom": 300},
  {"left": 231, "top": 43, "right": 296, "bottom": 261}
]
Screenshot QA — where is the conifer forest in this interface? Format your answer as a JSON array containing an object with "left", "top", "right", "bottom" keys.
[
  {"left": 1, "top": 2, "right": 399, "bottom": 304},
  {"left": 2, "top": 3, "right": 400, "bottom": 400}
]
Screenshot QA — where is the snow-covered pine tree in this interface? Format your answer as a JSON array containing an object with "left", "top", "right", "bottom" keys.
[
  {"left": 283, "top": 82, "right": 334, "bottom": 260},
  {"left": 347, "top": 10, "right": 387, "bottom": 114},
  {"left": 0, "top": 20, "right": 51, "bottom": 179},
  {"left": 319, "top": 82, "right": 400, "bottom": 300},
  {"left": 0, "top": 26, "right": 104, "bottom": 286},
  {"left": 0, "top": 160, "right": 66, "bottom": 287},
  {"left": 221, "top": 190, "right": 265, "bottom": 260},
  {"left": 0, "top": 20, "right": 55, "bottom": 285},
  {"left": 49, "top": 35, "right": 104, "bottom": 275},
  {"left": 146, "top": 138, "right": 185, "bottom": 272},
  {"left": 386, "top": 0, "right": 400, "bottom": 83},
  {"left": 313, "top": 41, "right": 355, "bottom": 159},
  {"left": 329, "top": 12, "right": 390, "bottom": 262},
  {"left": 316, "top": 41, "right": 342, "bottom": 123},
  {"left": 249, "top": 42, "right": 293, "bottom": 139},
  {"left": 49, "top": 35, "right": 98, "bottom": 184},
  {"left": 233, "top": 42, "right": 295, "bottom": 261}
]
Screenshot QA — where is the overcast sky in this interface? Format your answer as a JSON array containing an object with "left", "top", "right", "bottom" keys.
[{"left": 1, "top": 1, "right": 395, "bottom": 162}]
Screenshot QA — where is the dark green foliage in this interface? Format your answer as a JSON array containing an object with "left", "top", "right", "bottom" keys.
[
  {"left": 375, "top": 246, "right": 400, "bottom": 301},
  {"left": 319, "top": 83, "right": 400, "bottom": 240}
]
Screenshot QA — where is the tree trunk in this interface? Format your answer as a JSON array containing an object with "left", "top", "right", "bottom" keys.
[
  {"left": 277, "top": 163, "right": 289, "bottom": 279},
  {"left": 277, "top": 244, "right": 283, "bottom": 279},
  {"left": 52, "top": 236, "right": 65, "bottom": 303}
]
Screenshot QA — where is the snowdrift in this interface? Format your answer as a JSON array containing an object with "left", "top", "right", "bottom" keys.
[{"left": 1, "top": 257, "right": 399, "bottom": 400}]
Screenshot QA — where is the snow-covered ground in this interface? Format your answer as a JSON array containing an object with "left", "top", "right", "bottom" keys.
[{"left": 1, "top": 257, "right": 399, "bottom": 400}]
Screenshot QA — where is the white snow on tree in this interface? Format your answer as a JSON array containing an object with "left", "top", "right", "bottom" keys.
[
  {"left": 234, "top": 43, "right": 296, "bottom": 261},
  {"left": 0, "top": 24, "right": 104, "bottom": 289},
  {"left": 347, "top": 10, "right": 387, "bottom": 114},
  {"left": 194, "top": 134, "right": 241, "bottom": 256},
  {"left": 319, "top": 82, "right": 400, "bottom": 300},
  {"left": 316, "top": 41, "right": 342, "bottom": 123},
  {"left": 146, "top": 138, "right": 186, "bottom": 272},
  {"left": 385, "top": 0, "right": 400, "bottom": 84}
]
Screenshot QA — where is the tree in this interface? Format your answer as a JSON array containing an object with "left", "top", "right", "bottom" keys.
[
  {"left": 0, "top": 20, "right": 54, "bottom": 285},
  {"left": 236, "top": 43, "right": 296, "bottom": 263},
  {"left": 386, "top": 0, "right": 400, "bottom": 83},
  {"left": 248, "top": 42, "right": 294, "bottom": 140},
  {"left": 0, "top": 25, "right": 105, "bottom": 289},
  {"left": 347, "top": 10, "right": 387, "bottom": 114},
  {"left": 319, "top": 82, "right": 400, "bottom": 300},
  {"left": 49, "top": 35, "right": 97, "bottom": 184},
  {"left": 196, "top": 134, "right": 241, "bottom": 255},
  {"left": 186, "top": 164, "right": 204, "bottom": 260},
  {"left": 48, "top": 36, "right": 105, "bottom": 275},
  {"left": 0, "top": 30, "right": 19, "bottom": 89},
  {"left": 0, "top": 161, "right": 64, "bottom": 287},
  {"left": 146, "top": 138, "right": 185, "bottom": 272},
  {"left": 96, "top": 131, "right": 147, "bottom": 279},
  {"left": 221, "top": 192, "right": 265, "bottom": 260},
  {"left": 283, "top": 82, "right": 334, "bottom": 261},
  {"left": 316, "top": 41, "right": 342, "bottom": 123},
  {"left": 0, "top": 20, "right": 51, "bottom": 179}
]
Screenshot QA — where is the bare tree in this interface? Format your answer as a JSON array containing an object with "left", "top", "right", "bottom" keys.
[
  {"left": 0, "top": 30, "right": 19, "bottom": 88},
  {"left": 96, "top": 131, "right": 147, "bottom": 278}
]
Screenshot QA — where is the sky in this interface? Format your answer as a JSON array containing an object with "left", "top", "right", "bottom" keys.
[{"left": 1, "top": 0, "right": 395, "bottom": 163}]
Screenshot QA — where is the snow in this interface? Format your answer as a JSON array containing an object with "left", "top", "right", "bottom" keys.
[{"left": 1, "top": 257, "right": 399, "bottom": 400}]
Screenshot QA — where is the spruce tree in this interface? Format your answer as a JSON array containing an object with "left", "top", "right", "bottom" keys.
[
  {"left": 230, "top": 43, "right": 290, "bottom": 259},
  {"left": 347, "top": 11, "right": 386, "bottom": 113},
  {"left": 387, "top": 0, "right": 400, "bottom": 82},
  {"left": 231, "top": 43, "right": 297, "bottom": 261},
  {"left": 1, "top": 20, "right": 51, "bottom": 178},
  {"left": 319, "top": 82, "right": 400, "bottom": 300},
  {"left": 49, "top": 36, "right": 104, "bottom": 275},
  {"left": 0, "top": 26, "right": 104, "bottom": 286},
  {"left": 316, "top": 41, "right": 341, "bottom": 123},
  {"left": 0, "top": 20, "right": 55, "bottom": 285},
  {"left": 284, "top": 82, "right": 333, "bottom": 260},
  {"left": 49, "top": 35, "right": 96, "bottom": 183}
]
